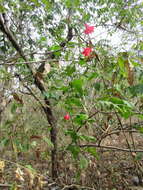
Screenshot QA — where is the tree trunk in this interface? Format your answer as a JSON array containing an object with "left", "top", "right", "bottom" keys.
[{"left": 0, "top": 14, "right": 58, "bottom": 178}]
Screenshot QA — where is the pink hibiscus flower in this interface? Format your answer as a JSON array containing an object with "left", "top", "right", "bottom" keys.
[
  {"left": 64, "top": 113, "right": 70, "bottom": 120},
  {"left": 82, "top": 47, "right": 92, "bottom": 57},
  {"left": 84, "top": 24, "right": 94, "bottom": 34}
]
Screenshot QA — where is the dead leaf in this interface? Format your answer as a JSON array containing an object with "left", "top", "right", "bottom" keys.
[
  {"left": 124, "top": 59, "right": 134, "bottom": 86},
  {"left": 30, "top": 135, "right": 42, "bottom": 140},
  {"left": 43, "top": 63, "right": 50, "bottom": 75},
  {"left": 24, "top": 168, "right": 35, "bottom": 188},
  {"left": 12, "top": 93, "right": 23, "bottom": 104},
  {"left": 35, "top": 176, "right": 46, "bottom": 190},
  {"left": 35, "top": 71, "right": 44, "bottom": 81},
  {"left": 15, "top": 167, "right": 25, "bottom": 182},
  {"left": 0, "top": 161, "right": 5, "bottom": 172}
]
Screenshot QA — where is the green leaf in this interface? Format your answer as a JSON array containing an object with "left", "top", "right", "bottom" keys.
[
  {"left": 30, "top": 0, "right": 41, "bottom": 6},
  {"left": 86, "top": 147, "right": 99, "bottom": 160},
  {"left": 0, "top": 4, "right": 6, "bottom": 12},
  {"left": 18, "top": 143, "right": 30, "bottom": 152},
  {"left": 94, "top": 82, "right": 101, "bottom": 90},
  {"left": 10, "top": 183, "right": 17, "bottom": 190},
  {"left": 71, "top": 78, "right": 84, "bottom": 95},
  {"left": 43, "top": 137, "right": 54, "bottom": 148},
  {"left": 43, "top": 91, "right": 60, "bottom": 100},
  {"left": 128, "top": 84, "right": 143, "bottom": 96},
  {"left": 137, "top": 126, "right": 143, "bottom": 133},
  {"left": 50, "top": 45, "right": 61, "bottom": 51},
  {"left": 0, "top": 138, "right": 10, "bottom": 148},
  {"left": 87, "top": 72, "right": 99, "bottom": 81},
  {"left": 109, "top": 97, "right": 133, "bottom": 108},
  {"left": 59, "top": 86, "right": 69, "bottom": 93},
  {"left": 99, "top": 97, "right": 133, "bottom": 118},
  {"left": 137, "top": 114, "right": 143, "bottom": 120},
  {"left": 67, "top": 144, "right": 80, "bottom": 159},
  {"left": 79, "top": 134, "right": 96, "bottom": 142},
  {"left": 50, "top": 45, "right": 61, "bottom": 56},
  {"left": 65, "top": 0, "right": 80, "bottom": 8},
  {"left": 74, "top": 113, "right": 88, "bottom": 125},
  {"left": 79, "top": 59, "right": 86, "bottom": 65},
  {"left": 65, "top": 65, "right": 76, "bottom": 76},
  {"left": 41, "top": 0, "right": 51, "bottom": 9},
  {"left": 99, "top": 97, "right": 133, "bottom": 108},
  {"left": 83, "top": 13, "right": 91, "bottom": 21},
  {"left": 43, "top": 91, "right": 50, "bottom": 99},
  {"left": 4, "top": 120, "right": 13, "bottom": 128},
  {"left": 39, "top": 36, "right": 47, "bottom": 42},
  {"left": 65, "top": 130, "right": 78, "bottom": 142},
  {"left": 11, "top": 102, "right": 23, "bottom": 114},
  {"left": 67, "top": 41, "right": 79, "bottom": 46},
  {"left": 79, "top": 155, "right": 88, "bottom": 169},
  {"left": 135, "top": 153, "right": 143, "bottom": 161},
  {"left": 65, "top": 97, "right": 82, "bottom": 107},
  {"left": 117, "top": 56, "right": 127, "bottom": 77}
]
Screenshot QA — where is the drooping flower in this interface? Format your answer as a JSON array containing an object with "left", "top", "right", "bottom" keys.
[
  {"left": 64, "top": 113, "right": 70, "bottom": 120},
  {"left": 84, "top": 24, "right": 94, "bottom": 34},
  {"left": 82, "top": 47, "right": 92, "bottom": 57}
]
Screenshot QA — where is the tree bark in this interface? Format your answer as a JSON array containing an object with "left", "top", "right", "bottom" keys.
[
  {"left": 0, "top": 12, "right": 73, "bottom": 179},
  {"left": 0, "top": 14, "right": 58, "bottom": 178}
]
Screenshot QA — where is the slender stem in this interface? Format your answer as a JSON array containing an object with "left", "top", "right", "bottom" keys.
[{"left": 79, "top": 144, "right": 143, "bottom": 153}]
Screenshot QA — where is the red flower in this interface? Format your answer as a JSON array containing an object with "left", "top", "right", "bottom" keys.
[
  {"left": 84, "top": 24, "right": 94, "bottom": 34},
  {"left": 82, "top": 47, "right": 92, "bottom": 57},
  {"left": 64, "top": 113, "right": 70, "bottom": 120}
]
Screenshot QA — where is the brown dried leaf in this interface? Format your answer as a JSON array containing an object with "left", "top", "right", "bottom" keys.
[
  {"left": 124, "top": 59, "right": 134, "bottom": 86},
  {"left": 15, "top": 167, "right": 24, "bottom": 182},
  {"left": 35, "top": 71, "right": 44, "bottom": 81},
  {"left": 35, "top": 176, "right": 46, "bottom": 190},
  {"left": 24, "top": 168, "right": 35, "bottom": 187},
  {"left": 12, "top": 93, "right": 23, "bottom": 104},
  {"left": 0, "top": 161, "right": 5, "bottom": 172}
]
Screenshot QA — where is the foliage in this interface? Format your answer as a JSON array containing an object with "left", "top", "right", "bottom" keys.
[{"left": 0, "top": 0, "right": 143, "bottom": 189}]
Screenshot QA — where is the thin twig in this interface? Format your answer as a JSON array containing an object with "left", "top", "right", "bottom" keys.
[
  {"left": 62, "top": 184, "right": 95, "bottom": 190},
  {"left": 79, "top": 144, "right": 143, "bottom": 152},
  {"left": 0, "top": 58, "right": 75, "bottom": 66},
  {"left": 0, "top": 183, "right": 22, "bottom": 187},
  {"left": 99, "top": 129, "right": 139, "bottom": 143},
  {"left": 15, "top": 73, "right": 45, "bottom": 108},
  {"left": 115, "top": 112, "right": 132, "bottom": 152},
  {"left": 76, "top": 110, "right": 99, "bottom": 132}
]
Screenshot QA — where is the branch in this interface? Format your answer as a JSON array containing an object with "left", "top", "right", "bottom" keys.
[
  {"left": 0, "top": 58, "right": 79, "bottom": 66},
  {"left": 99, "top": 129, "right": 138, "bottom": 141},
  {"left": 76, "top": 110, "right": 99, "bottom": 132},
  {"left": 0, "top": 13, "right": 58, "bottom": 178},
  {"left": 0, "top": 14, "right": 27, "bottom": 61},
  {"left": 79, "top": 144, "right": 143, "bottom": 152},
  {"left": 37, "top": 24, "right": 73, "bottom": 73},
  {"left": 15, "top": 73, "right": 44, "bottom": 108},
  {"left": 115, "top": 112, "right": 132, "bottom": 153}
]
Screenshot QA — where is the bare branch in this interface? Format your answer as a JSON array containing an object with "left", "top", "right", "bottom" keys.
[{"left": 79, "top": 144, "right": 143, "bottom": 153}]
